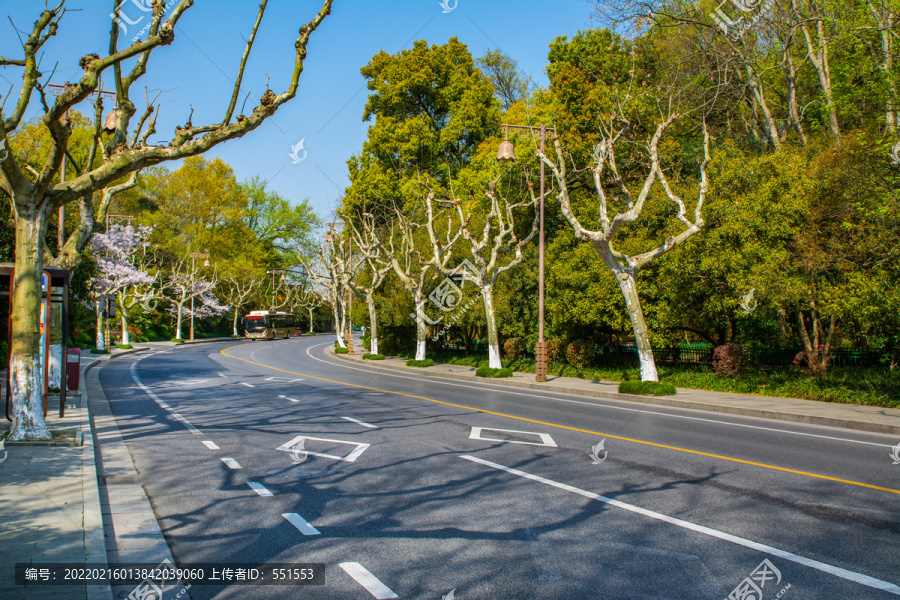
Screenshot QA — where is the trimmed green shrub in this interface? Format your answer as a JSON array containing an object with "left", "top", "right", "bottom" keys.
[
  {"left": 171, "top": 338, "right": 185, "bottom": 344},
  {"left": 406, "top": 359, "right": 434, "bottom": 367},
  {"left": 618, "top": 380, "right": 677, "bottom": 396},
  {"left": 116, "top": 344, "right": 133, "bottom": 350},
  {"left": 334, "top": 347, "right": 349, "bottom": 355},
  {"left": 90, "top": 348, "right": 110, "bottom": 354},
  {"left": 363, "top": 353, "right": 385, "bottom": 360},
  {"left": 566, "top": 339, "right": 593, "bottom": 369},
  {"left": 476, "top": 366, "right": 514, "bottom": 378}
]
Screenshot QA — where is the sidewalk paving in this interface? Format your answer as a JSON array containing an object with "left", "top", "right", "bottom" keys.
[
  {"left": 0, "top": 343, "right": 189, "bottom": 600},
  {"left": 332, "top": 349, "right": 900, "bottom": 436}
]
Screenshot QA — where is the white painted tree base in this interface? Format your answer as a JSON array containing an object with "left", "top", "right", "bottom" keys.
[
  {"left": 488, "top": 344, "right": 502, "bottom": 369},
  {"left": 415, "top": 340, "right": 426, "bottom": 361}
]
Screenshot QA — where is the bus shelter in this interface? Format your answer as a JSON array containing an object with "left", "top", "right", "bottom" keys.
[{"left": 1, "top": 264, "right": 70, "bottom": 420}]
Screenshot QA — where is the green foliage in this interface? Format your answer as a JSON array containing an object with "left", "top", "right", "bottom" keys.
[
  {"left": 170, "top": 338, "right": 185, "bottom": 344},
  {"left": 406, "top": 359, "right": 434, "bottom": 367},
  {"left": 91, "top": 348, "right": 110, "bottom": 354},
  {"left": 115, "top": 344, "right": 134, "bottom": 350},
  {"left": 476, "top": 366, "right": 514, "bottom": 378},
  {"left": 566, "top": 340, "right": 594, "bottom": 369},
  {"left": 334, "top": 347, "right": 349, "bottom": 355},
  {"left": 618, "top": 381, "right": 678, "bottom": 396},
  {"left": 503, "top": 338, "right": 527, "bottom": 360},
  {"left": 363, "top": 353, "right": 385, "bottom": 360}
]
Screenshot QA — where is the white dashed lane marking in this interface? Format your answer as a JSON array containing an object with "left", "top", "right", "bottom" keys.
[
  {"left": 239, "top": 382, "right": 255, "bottom": 388},
  {"left": 220, "top": 458, "right": 242, "bottom": 470},
  {"left": 341, "top": 416, "right": 377, "bottom": 429},
  {"left": 282, "top": 513, "right": 320, "bottom": 535},
  {"left": 202, "top": 441, "right": 219, "bottom": 450},
  {"left": 339, "top": 562, "right": 398, "bottom": 599},
  {"left": 247, "top": 482, "right": 273, "bottom": 497}
]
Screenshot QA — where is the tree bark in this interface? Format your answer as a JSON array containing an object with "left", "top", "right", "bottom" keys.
[
  {"left": 613, "top": 267, "right": 658, "bottom": 382},
  {"left": 367, "top": 293, "right": 379, "bottom": 355},
  {"left": 95, "top": 305, "right": 106, "bottom": 351},
  {"left": 233, "top": 312, "right": 240, "bottom": 337},
  {"left": 175, "top": 301, "right": 185, "bottom": 340},
  {"left": 415, "top": 292, "right": 427, "bottom": 361},
  {"left": 308, "top": 307, "right": 314, "bottom": 333},
  {"left": 482, "top": 285, "right": 501, "bottom": 369},
  {"left": 8, "top": 204, "right": 52, "bottom": 440}
]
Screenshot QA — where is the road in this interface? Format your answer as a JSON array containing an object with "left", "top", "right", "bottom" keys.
[{"left": 97, "top": 335, "right": 900, "bottom": 599}]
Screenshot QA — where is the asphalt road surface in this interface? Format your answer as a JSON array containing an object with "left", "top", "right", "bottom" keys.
[{"left": 97, "top": 335, "right": 900, "bottom": 599}]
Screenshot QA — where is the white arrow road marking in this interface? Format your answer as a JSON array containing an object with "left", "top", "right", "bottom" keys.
[
  {"left": 247, "top": 482, "right": 272, "bottom": 497},
  {"left": 461, "top": 455, "right": 900, "bottom": 597},
  {"left": 277, "top": 436, "right": 370, "bottom": 462},
  {"left": 339, "top": 562, "right": 398, "bottom": 599},
  {"left": 470, "top": 427, "right": 557, "bottom": 448},
  {"left": 341, "top": 416, "right": 377, "bottom": 429},
  {"left": 202, "top": 441, "right": 219, "bottom": 450},
  {"left": 220, "top": 458, "right": 242, "bottom": 470},
  {"left": 282, "top": 513, "right": 320, "bottom": 535},
  {"left": 239, "top": 382, "right": 255, "bottom": 388}
]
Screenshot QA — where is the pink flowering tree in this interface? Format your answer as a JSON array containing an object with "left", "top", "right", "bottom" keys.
[{"left": 90, "top": 225, "right": 160, "bottom": 349}]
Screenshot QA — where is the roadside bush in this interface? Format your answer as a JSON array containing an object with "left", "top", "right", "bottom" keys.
[
  {"left": 406, "top": 359, "right": 434, "bottom": 367},
  {"left": 503, "top": 337, "right": 527, "bottom": 360},
  {"left": 91, "top": 348, "right": 110, "bottom": 354},
  {"left": 476, "top": 366, "right": 513, "bottom": 378},
  {"left": 116, "top": 344, "right": 133, "bottom": 350},
  {"left": 334, "top": 347, "right": 349, "bottom": 355},
  {"left": 713, "top": 343, "right": 747, "bottom": 377},
  {"left": 566, "top": 339, "right": 593, "bottom": 369},
  {"left": 170, "top": 338, "right": 185, "bottom": 344},
  {"left": 363, "top": 353, "right": 384, "bottom": 360},
  {"left": 547, "top": 337, "right": 566, "bottom": 363},
  {"left": 619, "top": 380, "right": 677, "bottom": 396}
]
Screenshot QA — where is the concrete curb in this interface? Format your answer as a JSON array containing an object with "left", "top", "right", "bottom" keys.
[
  {"left": 329, "top": 349, "right": 900, "bottom": 436},
  {"left": 81, "top": 363, "right": 114, "bottom": 600}
]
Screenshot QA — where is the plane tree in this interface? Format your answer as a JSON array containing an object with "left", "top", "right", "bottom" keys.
[{"left": 0, "top": 0, "right": 334, "bottom": 440}]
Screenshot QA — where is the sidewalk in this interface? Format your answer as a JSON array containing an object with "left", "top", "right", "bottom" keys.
[
  {"left": 0, "top": 344, "right": 188, "bottom": 600},
  {"left": 0, "top": 355, "right": 110, "bottom": 599},
  {"left": 331, "top": 350, "right": 900, "bottom": 436}
]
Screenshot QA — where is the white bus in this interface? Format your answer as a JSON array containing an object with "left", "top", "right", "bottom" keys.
[{"left": 243, "top": 311, "right": 297, "bottom": 340}]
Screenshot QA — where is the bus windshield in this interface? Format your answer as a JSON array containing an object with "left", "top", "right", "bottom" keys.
[{"left": 243, "top": 316, "right": 267, "bottom": 332}]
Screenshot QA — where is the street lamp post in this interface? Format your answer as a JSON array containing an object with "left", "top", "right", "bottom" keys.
[
  {"left": 497, "top": 123, "right": 555, "bottom": 383},
  {"left": 188, "top": 251, "right": 210, "bottom": 341},
  {"left": 326, "top": 221, "right": 352, "bottom": 354}
]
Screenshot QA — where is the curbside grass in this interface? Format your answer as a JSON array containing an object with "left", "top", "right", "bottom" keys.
[
  {"left": 363, "top": 353, "right": 385, "bottom": 360},
  {"left": 476, "top": 366, "right": 514, "bottom": 378},
  {"left": 618, "top": 380, "right": 677, "bottom": 396},
  {"left": 406, "top": 358, "right": 434, "bottom": 367}
]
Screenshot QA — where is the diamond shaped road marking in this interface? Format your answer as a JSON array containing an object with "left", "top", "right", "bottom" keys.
[
  {"left": 470, "top": 427, "right": 558, "bottom": 448},
  {"left": 277, "top": 436, "right": 371, "bottom": 462}
]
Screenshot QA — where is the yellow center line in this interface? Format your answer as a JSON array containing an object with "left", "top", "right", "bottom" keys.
[{"left": 220, "top": 344, "right": 900, "bottom": 496}]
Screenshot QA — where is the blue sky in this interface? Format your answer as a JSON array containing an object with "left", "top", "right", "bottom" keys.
[{"left": 1, "top": 0, "right": 595, "bottom": 218}]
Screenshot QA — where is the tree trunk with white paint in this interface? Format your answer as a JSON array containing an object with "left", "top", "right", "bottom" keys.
[
  {"left": 174, "top": 301, "right": 185, "bottom": 340},
  {"left": 367, "top": 294, "right": 379, "bottom": 355},
  {"left": 7, "top": 208, "right": 52, "bottom": 441},
  {"left": 95, "top": 305, "right": 106, "bottom": 351},
  {"left": 232, "top": 312, "right": 240, "bottom": 337},
  {"left": 415, "top": 294, "right": 427, "bottom": 361},
  {"left": 119, "top": 296, "right": 129, "bottom": 346},
  {"left": 614, "top": 269, "right": 658, "bottom": 382},
  {"left": 333, "top": 302, "right": 346, "bottom": 348},
  {"left": 308, "top": 307, "right": 314, "bottom": 333},
  {"left": 482, "top": 286, "right": 502, "bottom": 369}
]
